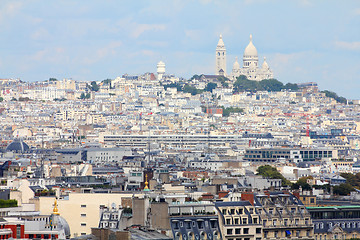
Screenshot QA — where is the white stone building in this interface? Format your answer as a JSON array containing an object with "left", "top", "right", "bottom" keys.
[
  {"left": 215, "top": 35, "right": 226, "bottom": 76},
  {"left": 215, "top": 34, "right": 274, "bottom": 81}
]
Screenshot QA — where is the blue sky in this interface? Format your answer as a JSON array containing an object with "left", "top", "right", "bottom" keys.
[{"left": 0, "top": 0, "right": 360, "bottom": 98}]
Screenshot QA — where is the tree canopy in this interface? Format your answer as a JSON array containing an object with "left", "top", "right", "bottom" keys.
[
  {"left": 79, "top": 93, "right": 91, "bottom": 99},
  {"left": 88, "top": 81, "right": 100, "bottom": 92},
  {"left": 233, "top": 75, "right": 298, "bottom": 93},
  {"left": 340, "top": 173, "right": 360, "bottom": 189},
  {"left": 291, "top": 176, "right": 312, "bottom": 191},
  {"left": 0, "top": 199, "right": 17, "bottom": 208},
  {"left": 204, "top": 82, "right": 217, "bottom": 93},
  {"left": 322, "top": 90, "right": 347, "bottom": 104},
  {"left": 257, "top": 165, "right": 290, "bottom": 186},
  {"left": 333, "top": 183, "right": 354, "bottom": 196},
  {"left": 221, "top": 106, "right": 243, "bottom": 117}
]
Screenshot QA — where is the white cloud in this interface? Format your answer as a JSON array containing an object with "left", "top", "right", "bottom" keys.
[
  {"left": 131, "top": 23, "right": 166, "bottom": 38},
  {"left": 0, "top": 1, "right": 23, "bottom": 24},
  {"left": 353, "top": 8, "right": 360, "bottom": 15},
  {"left": 334, "top": 41, "right": 360, "bottom": 51},
  {"left": 298, "top": 0, "right": 313, "bottom": 7},
  {"left": 82, "top": 41, "right": 123, "bottom": 65},
  {"left": 115, "top": 18, "right": 166, "bottom": 39},
  {"left": 31, "top": 28, "right": 51, "bottom": 41},
  {"left": 30, "top": 47, "right": 67, "bottom": 63}
]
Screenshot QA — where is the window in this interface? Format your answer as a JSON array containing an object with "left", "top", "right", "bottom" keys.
[
  {"left": 243, "top": 218, "right": 247, "bottom": 224},
  {"left": 226, "top": 219, "right": 231, "bottom": 225},
  {"left": 222, "top": 209, "right": 227, "bottom": 215},
  {"left": 81, "top": 223, "right": 86, "bottom": 226},
  {"left": 81, "top": 214, "right": 86, "bottom": 217},
  {"left": 234, "top": 218, "right": 239, "bottom": 225},
  {"left": 16, "top": 225, "right": 21, "bottom": 238},
  {"left": 81, "top": 205, "right": 86, "bottom": 208},
  {"left": 227, "top": 229, "right": 233, "bottom": 235},
  {"left": 230, "top": 209, "right": 235, "bottom": 215},
  {"left": 235, "top": 228, "right": 241, "bottom": 234},
  {"left": 256, "top": 228, "right": 261, "bottom": 234},
  {"left": 243, "top": 228, "right": 249, "bottom": 234}
]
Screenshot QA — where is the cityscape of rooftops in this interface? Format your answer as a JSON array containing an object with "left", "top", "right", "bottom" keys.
[{"left": 1, "top": 1, "right": 360, "bottom": 240}]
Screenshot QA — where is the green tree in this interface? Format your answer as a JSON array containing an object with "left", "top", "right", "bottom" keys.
[
  {"left": 205, "top": 82, "right": 217, "bottom": 92},
  {"left": 0, "top": 199, "right": 17, "bottom": 208},
  {"left": 163, "top": 82, "right": 183, "bottom": 91},
  {"left": 190, "top": 74, "right": 201, "bottom": 80},
  {"left": 0, "top": 97, "right": 4, "bottom": 102},
  {"left": 49, "top": 78, "right": 58, "bottom": 81},
  {"left": 292, "top": 177, "right": 312, "bottom": 191},
  {"left": 284, "top": 83, "right": 299, "bottom": 90},
  {"left": 260, "top": 79, "right": 284, "bottom": 91},
  {"left": 19, "top": 97, "right": 31, "bottom": 101},
  {"left": 333, "top": 183, "right": 354, "bottom": 195},
  {"left": 218, "top": 76, "right": 230, "bottom": 87},
  {"left": 257, "top": 165, "right": 290, "bottom": 186},
  {"left": 233, "top": 75, "right": 299, "bottom": 93},
  {"left": 322, "top": 90, "right": 347, "bottom": 104},
  {"left": 79, "top": 93, "right": 90, "bottom": 99},
  {"left": 183, "top": 84, "right": 202, "bottom": 95},
  {"left": 233, "top": 75, "right": 259, "bottom": 92},
  {"left": 221, "top": 106, "right": 244, "bottom": 117},
  {"left": 340, "top": 172, "right": 360, "bottom": 189},
  {"left": 88, "top": 81, "right": 100, "bottom": 92}
]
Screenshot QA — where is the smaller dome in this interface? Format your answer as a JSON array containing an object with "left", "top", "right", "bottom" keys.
[
  {"left": 244, "top": 34, "right": 258, "bottom": 57},
  {"left": 233, "top": 57, "right": 240, "bottom": 70},
  {"left": 53, "top": 215, "right": 71, "bottom": 238},
  {"left": 262, "top": 57, "right": 269, "bottom": 69},
  {"left": 6, "top": 139, "right": 29, "bottom": 153}
]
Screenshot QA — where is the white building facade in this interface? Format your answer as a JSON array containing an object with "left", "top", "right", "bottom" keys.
[{"left": 215, "top": 34, "right": 274, "bottom": 81}]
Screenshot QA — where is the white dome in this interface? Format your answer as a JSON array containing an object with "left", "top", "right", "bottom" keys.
[
  {"left": 233, "top": 57, "right": 240, "bottom": 70},
  {"left": 262, "top": 57, "right": 269, "bottom": 69},
  {"left": 244, "top": 34, "right": 258, "bottom": 57}
]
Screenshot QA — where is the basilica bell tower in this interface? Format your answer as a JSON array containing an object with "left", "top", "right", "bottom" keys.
[{"left": 215, "top": 34, "right": 226, "bottom": 76}]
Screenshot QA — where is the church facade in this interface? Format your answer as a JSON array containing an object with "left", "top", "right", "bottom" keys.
[{"left": 215, "top": 34, "right": 274, "bottom": 81}]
